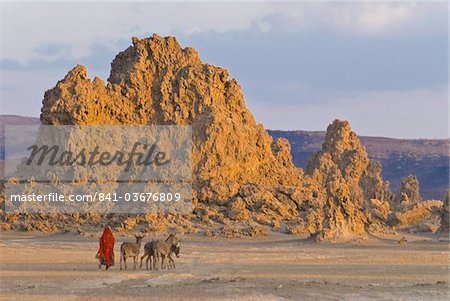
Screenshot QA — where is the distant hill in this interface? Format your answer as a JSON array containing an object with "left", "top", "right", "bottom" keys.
[
  {"left": 0, "top": 115, "right": 41, "bottom": 160},
  {"left": 0, "top": 115, "right": 41, "bottom": 124},
  {"left": 268, "top": 130, "right": 449, "bottom": 200},
  {"left": 0, "top": 115, "right": 448, "bottom": 200}
]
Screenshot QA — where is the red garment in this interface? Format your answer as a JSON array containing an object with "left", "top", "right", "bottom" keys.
[{"left": 98, "top": 226, "right": 115, "bottom": 268}]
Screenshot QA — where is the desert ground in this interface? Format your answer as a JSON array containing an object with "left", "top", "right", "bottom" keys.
[{"left": 0, "top": 231, "right": 448, "bottom": 301}]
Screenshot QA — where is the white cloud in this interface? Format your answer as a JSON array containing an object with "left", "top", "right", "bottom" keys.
[
  {"left": 322, "top": 3, "right": 414, "bottom": 34},
  {"left": 0, "top": 2, "right": 273, "bottom": 63},
  {"left": 0, "top": 1, "right": 444, "bottom": 63},
  {"left": 352, "top": 4, "right": 412, "bottom": 33},
  {"left": 1, "top": 1, "right": 447, "bottom": 140}
]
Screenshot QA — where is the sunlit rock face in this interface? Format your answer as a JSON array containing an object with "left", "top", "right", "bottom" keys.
[
  {"left": 306, "top": 120, "right": 393, "bottom": 240},
  {"left": 10, "top": 34, "right": 430, "bottom": 238},
  {"left": 40, "top": 34, "right": 304, "bottom": 229}
]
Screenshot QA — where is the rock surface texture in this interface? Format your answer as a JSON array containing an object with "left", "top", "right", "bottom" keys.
[
  {"left": 388, "top": 176, "right": 443, "bottom": 232},
  {"left": 394, "top": 175, "right": 422, "bottom": 210},
  {"left": 39, "top": 34, "right": 303, "bottom": 234},
  {"left": 306, "top": 120, "right": 393, "bottom": 240}
]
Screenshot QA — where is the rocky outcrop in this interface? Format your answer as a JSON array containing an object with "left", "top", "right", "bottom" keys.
[
  {"left": 393, "top": 175, "right": 421, "bottom": 210},
  {"left": 38, "top": 34, "right": 303, "bottom": 229},
  {"left": 306, "top": 120, "right": 393, "bottom": 240},
  {"left": 383, "top": 176, "right": 445, "bottom": 233},
  {"left": 439, "top": 190, "right": 449, "bottom": 231},
  {"left": 390, "top": 200, "right": 443, "bottom": 233},
  {"left": 368, "top": 198, "right": 390, "bottom": 221},
  {"left": 268, "top": 129, "right": 449, "bottom": 201}
]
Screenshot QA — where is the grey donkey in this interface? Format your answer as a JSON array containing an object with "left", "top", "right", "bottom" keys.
[
  {"left": 120, "top": 233, "right": 145, "bottom": 270},
  {"left": 140, "top": 234, "right": 181, "bottom": 270},
  {"left": 153, "top": 234, "right": 181, "bottom": 270}
]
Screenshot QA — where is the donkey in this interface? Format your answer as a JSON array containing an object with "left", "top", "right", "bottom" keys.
[
  {"left": 153, "top": 234, "right": 181, "bottom": 270},
  {"left": 120, "top": 234, "right": 144, "bottom": 270},
  {"left": 140, "top": 239, "right": 156, "bottom": 271}
]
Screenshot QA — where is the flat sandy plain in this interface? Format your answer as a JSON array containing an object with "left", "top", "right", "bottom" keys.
[{"left": 0, "top": 231, "right": 448, "bottom": 301}]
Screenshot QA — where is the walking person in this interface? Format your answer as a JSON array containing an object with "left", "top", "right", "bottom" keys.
[{"left": 97, "top": 225, "right": 115, "bottom": 270}]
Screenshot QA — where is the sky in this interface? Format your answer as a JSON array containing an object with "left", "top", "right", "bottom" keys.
[{"left": 0, "top": 1, "right": 448, "bottom": 139}]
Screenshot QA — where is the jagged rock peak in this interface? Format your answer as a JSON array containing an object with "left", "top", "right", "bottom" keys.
[
  {"left": 306, "top": 119, "right": 392, "bottom": 241},
  {"left": 394, "top": 175, "right": 422, "bottom": 209},
  {"left": 307, "top": 119, "right": 369, "bottom": 181},
  {"left": 108, "top": 34, "right": 202, "bottom": 86},
  {"left": 322, "top": 119, "right": 362, "bottom": 154},
  {"left": 40, "top": 34, "right": 237, "bottom": 125},
  {"left": 40, "top": 34, "right": 303, "bottom": 217}
]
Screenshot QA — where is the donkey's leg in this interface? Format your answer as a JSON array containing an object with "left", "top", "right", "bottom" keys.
[
  {"left": 161, "top": 255, "right": 165, "bottom": 270},
  {"left": 166, "top": 255, "right": 171, "bottom": 269},
  {"left": 140, "top": 252, "right": 147, "bottom": 269},
  {"left": 153, "top": 250, "right": 158, "bottom": 270},
  {"left": 169, "top": 255, "right": 175, "bottom": 269}
]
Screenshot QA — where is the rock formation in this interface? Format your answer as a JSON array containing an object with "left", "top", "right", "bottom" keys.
[
  {"left": 3, "top": 34, "right": 439, "bottom": 239},
  {"left": 306, "top": 120, "right": 393, "bottom": 240},
  {"left": 393, "top": 175, "right": 421, "bottom": 210},
  {"left": 38, "top": 34, "right": 303, "bottom": 232},
  {"left": 440, "top": 190, "right": 449, "bottom": 231},
  {"left": 391, "top": 199, "right": 443, "bottom": 232},
  {"left": 388, "top": 176, "right": 444, "bottom": 232}
]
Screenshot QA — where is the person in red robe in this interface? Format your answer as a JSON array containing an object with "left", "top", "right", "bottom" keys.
[{"left": 97, "top": 225, "right": 115, "bottom": 270}]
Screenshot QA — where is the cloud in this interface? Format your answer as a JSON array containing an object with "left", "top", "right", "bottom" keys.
[
  {"left": 0, "top": 2, "right": 446, "bottom": 63},
  {"left": 0, "top": 1, "right": 447, "bottom": 139},
  {"left": 352, "top": 3, "right": 412, "bottom": 33},
  {"left": 0, "top": 2, "right": 272, "bottom": 63},
  {"left": 251, "top": 85, "right": 448, "bottom": 139},
  {"left": 272, "top": 2, "right": 416, "bottom": 34},
  {"left": 185, "top": 26, "right": 447, "bottom": 103},
  {"left": 32, "top": 43, "right": 71, "bottom": 62}
]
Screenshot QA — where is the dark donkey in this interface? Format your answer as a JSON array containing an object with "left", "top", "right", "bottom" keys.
[{"left": 140, "top": 239, "right": 156, "bottom": 270}]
